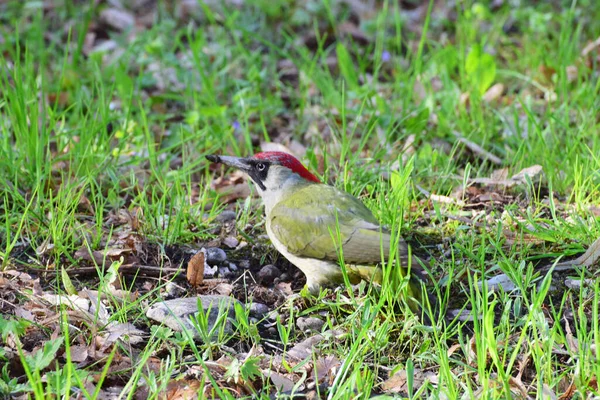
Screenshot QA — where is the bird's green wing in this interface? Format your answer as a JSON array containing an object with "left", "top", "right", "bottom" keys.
[
  {"left": 269, "top": 184, "right": 430, "bottom": 318},
  {"left": 268, "top": 185, "right": 408, "bottom": 265}
]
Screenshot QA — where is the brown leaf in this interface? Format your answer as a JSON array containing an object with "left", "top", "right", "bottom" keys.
[
  {"left": 264, "top": 371, "right": 295, "bottom": 392},
  {"left": 103, "top": 322, "right": 145, "bottom": 349},
  {"left": 214, "top": 283, "right": 234, "bottom": 296},
  {"left": 381, "top": 368, "right": 434, "bottom": 394},
  {"left": 69, "top": 345, "right": 89, "bottom": 363},
  {"left": 99, "top": 8, "right": 135, "bottom": 32},
  {"left": 539, "top": 65, "right": 557, "bottom": 81},
  {"left": 314, "top": 355, "right": 340, "bottom": 384},
  {"left": 275, "top": 282, "right": 294, "bottom": 296},
  {"left": 447, "top": 343, "right": 461, "bottom": 357},
  {"left": 581, "top": 36, "right": 600, "bottom": 58},
  {"left": 558, "top": 378, "right": 576, "bottom": 400},
  {"left": 470, "top": 165, "right": 543, "bottom": 187},
  {"left": 507, "top": 375, "right": 529, "bottom": 399},
  {"left": 381, "top": 370, "right": 408, "bottom": 393},
  {"left": 75, "top": 247, "right": 131, "bottom": 265},
  {"left": 550, "top": 236, "right": 600, "bottom": 272},
  {"left": 36, "top": 238, "right": 55, "bottom": 256},
  {"left": 163, "top": 379, "right": 202, "bottom": 400},
  {"left": 490, "top": 167, "right": 509, "bottom": 181},
  {"left": 482, "top": 83, "right": 504, "bottom": 103},
  {"left": 510, "top": 165, "right": 543, "bottom": 184},
  {"left": 187, "top": 251, "right": 205, "bottom": 287},
  {"left": 459, "top": 92, "right": 470, "bottom": 107},
  {"left": 566, "top": 65, "right": 578, "bottom": 83},
  {"left": 47, "top": 92, "right": 70, "bottom": 108},
  {"left": 285, "top": 330, "right": 344, "bottom": 363}
]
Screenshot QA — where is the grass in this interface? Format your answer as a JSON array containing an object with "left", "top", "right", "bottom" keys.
[{"left": 1, "top": 0, "right": 600, "bottom": 398}]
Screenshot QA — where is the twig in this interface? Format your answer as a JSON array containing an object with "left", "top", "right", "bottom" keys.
[{"left": 451, "top": 131, "right": 502, "bottom": 165}]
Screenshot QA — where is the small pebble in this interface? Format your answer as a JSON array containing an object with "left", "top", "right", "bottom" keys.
[
  {"left": 223, "top": 236, "right": 239, "bottom": 248},
  {"left": 228, "top": 262, "right": 238, "bottom": 272},
  {"left": 205, "top": 247, "right": 227, "bottom": 265},
  {"left": 564, "top": 278, "right": 594, "bottom": 289},
  {"left": 249, "top": 317, "right": 259, "bottom": 324},
  {"left": 238, "top": 260, "right": 250, "bottom": 269},
  {"left": 164, "top": 282, "right": 184, "bottom": 298},
  {"left": 267, "top": 310, "right": 279, "bottom": 321},
  {"left": 257, "top": 264, "right": 281, "bottom": 285},
  {"left": 204, "top": 264, "right": 218, "bottom": 278},
  {"left": 218, "top": 266, "right": 231, "bottom": 278},
  {"left": 280, "top": 273, "right": 290, "bottom": 281},
  {"left": 249, "top": 302, "right": 270, "bottom": 317},
  {"left": 216, "top": 210, "right": 236, "bottom": 223},
  {"left": 297, "top": 316, "right": 325, "bottom": 332}
]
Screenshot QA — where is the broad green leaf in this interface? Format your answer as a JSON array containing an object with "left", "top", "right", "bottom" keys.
[
  {"left": 465, "top": 44, "right": 496, "bottom": 94},
  {"left": 61, "top": 267, "right": 78, "bottom": 296},
  {"left": 25, "top": 337, "right": 64, "bottom": 371},
  {"left": 198, "top": 106, "right": 227, "bottom": 117},
  {"left": 240, "top": 356, "right": 261, "bottom": 382},
  {"left": 0, "top": 316, "right": 30, "bottom": 340}
]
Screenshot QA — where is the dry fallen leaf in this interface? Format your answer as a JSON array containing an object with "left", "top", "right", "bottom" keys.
[
  {"left": 470, "top": 165, "right": 544, "bottom": 187},
  {"left": 264, "top": 370, "right": 295, "bottom": 392},
  {"left": 163, "top": 379, "right": 202, "bottom": 400},
  {"left": 381, "top": 368, "right": 434, "bottom": 395},
  {"left": 69, "top": 345, "right": 89, "bottom": 363},
  {"left": 187, "top": 251, "right": 206, "bottom": 287},
  {"left": 99, "top": 8, "right": 135, "bottom": 32},
  {"left": 314, "top": 355, "right": 340, "bottom": 385},
  {"left": 275, "top": 282, "right": 294, "bottom": 296},
  {"left": 566, "top": 65, "right": 578, "bottom": 83},
  {"left": 483, "top": 83, "right": 504, "bottom": 103},
  {"left": 581, "top": 36, "right": 600, "bottom": 58},
  {"left": 286, "top": 334, "right": 326, "bottom": 362},
  {"left": 213, "top": 283, "right": 234, "bottom": 296},
  {"left": 546, "top": 236, "right": 600, "bottom": 272},
  {"left": 558, "top": 378, "right": 576, "bottom": 400},
  {"left": 381, "top": 370, "right": 408, "bottom": 393}
]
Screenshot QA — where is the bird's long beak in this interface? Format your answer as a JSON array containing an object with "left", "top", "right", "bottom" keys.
[{"left": 206, "top": 154, "right": 252, "bottom": 172}]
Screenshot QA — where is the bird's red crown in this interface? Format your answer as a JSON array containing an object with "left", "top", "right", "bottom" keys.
[{"left": 254, "top": 151, "right": 320, "bottom": 183}]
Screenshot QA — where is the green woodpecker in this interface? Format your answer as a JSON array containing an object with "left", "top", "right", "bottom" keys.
[{"left": 206, "top": 151, "right": 426, "bottom": 308}]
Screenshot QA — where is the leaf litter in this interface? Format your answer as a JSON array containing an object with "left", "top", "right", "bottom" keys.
[{"left": 1, "top": 0, "right": 599, "bottom": 398}]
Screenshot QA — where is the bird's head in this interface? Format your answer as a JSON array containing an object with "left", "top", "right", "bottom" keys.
[{"left": 206, "top": 151, "right": 320, "bottom": 210}]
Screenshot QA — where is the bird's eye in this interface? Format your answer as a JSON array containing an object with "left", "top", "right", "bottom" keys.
[{"left": 256, "top": 163, "right": 266, "bottom": 171}]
